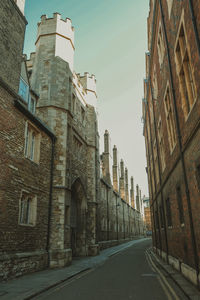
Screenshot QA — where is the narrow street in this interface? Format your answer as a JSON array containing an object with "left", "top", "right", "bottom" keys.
[{"left": 35, "top": 239, "right": 187, "bottom": 300}]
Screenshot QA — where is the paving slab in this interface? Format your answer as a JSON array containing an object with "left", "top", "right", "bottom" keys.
[{"left": 149, "top": 249, "right": 200, "bottom": 300}]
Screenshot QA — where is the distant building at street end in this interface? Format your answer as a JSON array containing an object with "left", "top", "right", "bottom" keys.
[
  {"left": 142, "top": 196, "right": 152, "bottom": 232},
  {"left": 143, "top": 0, "right": 200, "bottom": 287}
]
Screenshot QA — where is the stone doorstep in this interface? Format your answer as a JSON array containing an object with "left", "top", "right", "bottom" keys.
[{"left": 150, "top": 249, "right": 200, "bottom": 299}]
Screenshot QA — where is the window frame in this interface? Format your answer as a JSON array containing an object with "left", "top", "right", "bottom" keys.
[
  {"left": 174, "top": 12, "right": 197, "bottom": 120},
  {"left": 24, "top": 121, "right": 41, "bottom": 164},
  {"left": 163, "top": 83, "right": 176, "bottom": 153},
  {"left": 19, "top": 191, "right": 37, "bottom": 226}
]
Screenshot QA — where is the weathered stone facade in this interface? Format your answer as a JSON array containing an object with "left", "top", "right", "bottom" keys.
[
  {"left": 143, "top": 0, "right": 200, "bottom": 286},
  {"left": 98, "top": 131, "right": 145, "bottom": 248},
  {"left": 27, "top": 13, "right": 100, "bottom": 267}
]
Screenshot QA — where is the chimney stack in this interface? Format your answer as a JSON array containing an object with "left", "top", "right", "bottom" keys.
[
  {"left": 119, "top": 159, "right": 125, "bottom": 200},
  {"left": 102, "top": 130, "right": 111, "bottom": 184},
  {"left": 125, "top": 168, "right": 129, "bottom": 204},
  {"left": 112, "top": 145, "right": 118, "bottom": 192},
  {"left": 130, "top": 176, "right": 135, "bottom": 208}
]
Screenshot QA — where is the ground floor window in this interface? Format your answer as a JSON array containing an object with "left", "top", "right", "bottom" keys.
[{"left": 19, "top": 192, "right": 37, "bottom": 226}]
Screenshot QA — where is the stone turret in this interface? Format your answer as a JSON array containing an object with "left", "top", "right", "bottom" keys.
[
  {"left": 32, "top": 13, "right": 75, "bottom": 77},
  {"left": 14, "top": 0, "right": 26, "bottom": 14},
  {"left": 79, "top": 73, "right": 97, "bottom": 109},
  {"left": 112, "top": 145, "right": 118, "bottom": 192},
  {"left": 119, "top": 159, "right": 125, "bottom": 200},
  {"left": 102, "top": 130, "right": 111, "bottom": 184},
  {"left": 130, "top": 176, "right": 135, "bottom": 208},
  {"left": 125, "top": 168, "right": 129, "bottom": 204}
]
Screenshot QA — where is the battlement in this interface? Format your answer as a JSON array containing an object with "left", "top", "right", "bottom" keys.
[
  {"left": 79, "top": 72, "right": 97, "bottom": 95},
  {"left": 39, "top": 13, "right": 74, "bottom": 32},
  {"left": 37, "top": 13, "right": 74, "bottom": 45},
  {"left": 36, "top": 12, "right": 75, "bottom": 71}
]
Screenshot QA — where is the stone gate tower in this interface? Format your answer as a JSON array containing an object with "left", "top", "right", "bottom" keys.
[{"left": 27, "top": 13, "right": 99, "bottom": 267}]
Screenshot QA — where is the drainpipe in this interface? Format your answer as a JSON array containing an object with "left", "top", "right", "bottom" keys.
[
  {"left": 159, "top": 0, "right": 199, "bottom": 284},
  {"left": 46, "top": 137, "right": 56, "bottom": 266}
]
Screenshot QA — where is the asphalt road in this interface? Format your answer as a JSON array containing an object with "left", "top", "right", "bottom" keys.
[{"left": 35, "top": 239, "right": 180, "bottom": 300}]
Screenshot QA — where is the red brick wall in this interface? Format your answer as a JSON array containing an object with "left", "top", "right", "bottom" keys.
[
  {"left": 143, "top": 0, "right": 200, "bottom": 270},
  {"left": 0, "top": 84, "right": 52, "bottom": 278}
]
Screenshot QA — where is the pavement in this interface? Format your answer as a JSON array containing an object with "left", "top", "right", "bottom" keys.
[
  {"left": 147, "top": 248, "right": 200, "bottom": 300},
  {"left": 1, "top": 238, "right": 200, "bottom": 300},
  {"left": 0, "top": 237, "right": 147, "bottom": 300}
]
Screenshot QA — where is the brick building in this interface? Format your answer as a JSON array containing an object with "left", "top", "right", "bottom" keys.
[
  {"left": 143, "top": 0, "right": 200, "bottom": 286},
  {"left": 0, "top": 0, "right": 145, "bottom": 280},
  {"left": 0, "top": 0, "right": 55, "bottom": 279}
]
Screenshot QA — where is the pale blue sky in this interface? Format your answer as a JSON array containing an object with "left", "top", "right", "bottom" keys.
[{"left": 24, "top": 0, "right": 149, "bottom": 196}]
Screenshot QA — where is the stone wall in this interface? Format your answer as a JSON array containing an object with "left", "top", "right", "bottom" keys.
[
  {"left": 0, "top": 0, "right": 26, "bottom": 92},
  {"left": 97, "top": 179, "right": 144, "bottom": 244}
]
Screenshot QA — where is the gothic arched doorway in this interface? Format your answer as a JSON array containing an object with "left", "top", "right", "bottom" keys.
[{"left": 70, "top": 178, "right": 87, "bottom": 257}]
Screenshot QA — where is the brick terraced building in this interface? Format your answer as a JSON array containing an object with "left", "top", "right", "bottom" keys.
[
  {"left": 0, "top": 0, "right": 55, "bottom": 279},
  {"left": 143, "top": 0, "right": 200, "bottom": 286}
]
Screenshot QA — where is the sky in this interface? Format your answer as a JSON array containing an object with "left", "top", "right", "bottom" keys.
[{"left": 24, "top": 0, "right": 150, "bottom": 196}]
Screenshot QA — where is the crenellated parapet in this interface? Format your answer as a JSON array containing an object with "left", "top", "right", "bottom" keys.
[
  {"left": 35, "top": 13, "right": 75, "bottom": 71},
  {"left": 79, "top": 72, "right": 97, "bottom": 109}
]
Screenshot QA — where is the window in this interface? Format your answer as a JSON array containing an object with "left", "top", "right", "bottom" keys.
[
  {"left": 150, "top": 156, "right": 155, "bottom": 194},
  {"left": 157, "top": 118, "right": 166, "bottom": 172},
  {"left": 196, "top": 164, "right": 200, "bottom": 191},
  {"left": 157, "top": 24, "right": 165, "bottom": 66},
  {"left": 19, "top": 77, "right": 29, "bottom": 102},
  {"left": 72, "top": 94, "right": 76, "bottom": 113},
  {"left": 164, "top": 86, "right": 176, "bottom": 152},
  {"left": 175, "top": 22, "right": 196, "bottom": 118},
  {"left": 25, "top": 122, "right": 41, "bottom": 163},
  {"left": 155, "top": 209, "right": 159, "bottom": 229},
  {"left": 159, "top": 205, "right": 164, "bottom": 228},
  {"left": 152, "top": 66, "right": 158, "bottom": 100},
  {"left": 167, "top": 0, "right": 173, "bottom": 17},
  {"left": 166, "top": 197, "right": 172, "bottom": 227},
  {"left": 28, "top": 97, "right": 36, "bottom": 114},
  {"left": 176, "top": 186, "right": 184, "bottom": 224},
  {"left": 81, "top": 107, "right": 85, "bottom": 123},
  {"left": 19, "top": 192, "right": 37, "bottom": 226},
  {"left": 153, "top": 140, "right": 159, "bottom": 184}
]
